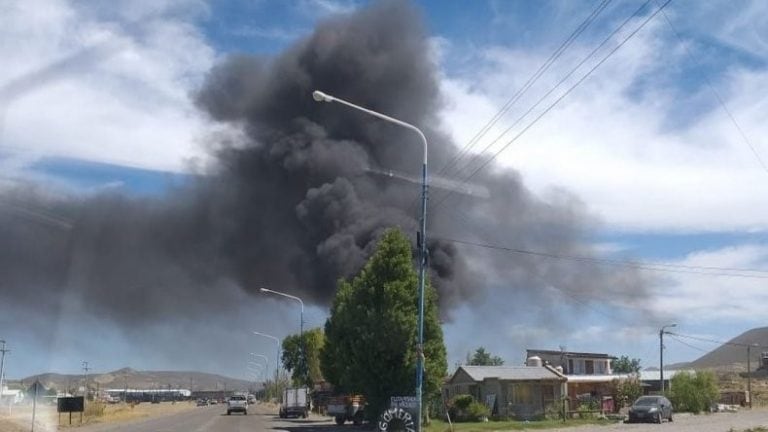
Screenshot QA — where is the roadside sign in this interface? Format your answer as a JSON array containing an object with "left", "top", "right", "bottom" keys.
[
  {"left": 57, "top": 397, "right": 84, "bottom": 413},
  {"left": 390, "top": 396, "right": 418, "bottom": 410}
]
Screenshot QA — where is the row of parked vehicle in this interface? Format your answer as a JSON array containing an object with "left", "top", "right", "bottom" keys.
[{"left": 195, "top": 398, "right": 224, "bottom": 406}]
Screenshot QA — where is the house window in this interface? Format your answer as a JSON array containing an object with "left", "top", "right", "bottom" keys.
[
  {"left": 596, "top": 360, "right": 606, "bottom": 374},
  {"left": 585, "top": 360, "right": 594, "bottom": 374},
  {"left": 508, "top": 383, "right": 533, "bottom": 405},
  {"left": 568, "top": 359, "right": 573, "bottom": 374}
]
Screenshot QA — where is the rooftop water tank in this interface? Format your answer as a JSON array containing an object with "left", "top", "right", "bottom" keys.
[{"left": 526, "top": 356, "right": 543, "bottom": 367}]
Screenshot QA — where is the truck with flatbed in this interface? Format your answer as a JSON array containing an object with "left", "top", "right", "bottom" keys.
[{"left": 327, "top": 395, "right": 365, "bottom": 425}]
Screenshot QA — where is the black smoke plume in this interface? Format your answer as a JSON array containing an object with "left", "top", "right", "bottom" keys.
[{"left": 0, "top": 1, "right": 648, "bottom": 330}]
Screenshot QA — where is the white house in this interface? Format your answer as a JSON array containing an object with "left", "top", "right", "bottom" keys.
[{"left": 1, "top": 385, "right": 25, "bottom": 404}]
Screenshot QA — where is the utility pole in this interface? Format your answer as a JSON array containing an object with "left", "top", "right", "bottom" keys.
[
  {"left": 82, "top": 361, "right": 91, "bottom": 400},
  {"left": 0, "top": 340, "right": 9, "bottom": 399},
  {"left": 31, "top": 380, "right": 39, "bottom": 432},
  {"left": 659, "top": 324, "right": 676, "bottom": 394},
  {"left": 747, "top": 344, "right": 753, "bottom": 409}
]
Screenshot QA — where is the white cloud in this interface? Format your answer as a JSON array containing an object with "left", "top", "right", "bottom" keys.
[
  {"left": 437, "top": 9, "right": 768, "bottom": 233},
  {"left": 648, "top": 244, "right": 768, "bottom": 321},
  {"left": 0, "top": 0, "right": 214, "bottom": 173}
]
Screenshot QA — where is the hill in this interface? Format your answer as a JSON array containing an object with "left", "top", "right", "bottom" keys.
[
  {"left": 19, "top": 367, "right": 254, "bottom": 392},
  {"left": 686, "top": 327, "right": 768, "bottom": 370}
]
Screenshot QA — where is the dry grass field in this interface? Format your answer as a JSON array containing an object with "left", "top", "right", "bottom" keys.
[{"left": 0, "top": 400, "right": 197, "bottom": 431}]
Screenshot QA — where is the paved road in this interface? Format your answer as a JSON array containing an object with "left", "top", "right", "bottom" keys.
[
  {"left": 62, "top": 406, "right": 768, "bottom": 432},
  {"left": 75, "top": 403, "right": 339, "bottom": 432}
]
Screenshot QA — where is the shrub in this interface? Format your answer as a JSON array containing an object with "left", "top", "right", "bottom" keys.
[
  {"left": 452, "top": 394, "right": 474, "bottom": 411},
  {"left": 669, "top": 371, "right": 719, "bottom": 413},
  {"left": 448, "top": 395, "right": 490, "bottom": 422},
  {"left": 465, "top": 401, "right": 490, "bottom": 421},
  {"left": 544, "top": 399, "right": 565, "bottom": 420}
]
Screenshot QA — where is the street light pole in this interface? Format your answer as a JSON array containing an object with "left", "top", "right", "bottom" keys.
[
  {"left": 82, "top": 361, "right": 91, "bottom": 399},
  {"left": 313, "top": 90, "right": 429, "bottom": 431},
  {"left": 250, "top": 353, "right": 270, "bottom": 381},
  {"left": 247, "top": 362, "right": 264, "bottom": 379},
  {"left": 260, "top": 288, "right": 305, "bottom": 384},
  {"left": 0, "top": 340, "right": 9, "bottom": 401},
  {"left": 253, "top": 331, "right": 282, "bottom": 400},
  {"left": 747, "top": 344, "right": 755, "bottom": 409},
  {"left": 659, "top": 324, "right": 676, "bottom": 394}
]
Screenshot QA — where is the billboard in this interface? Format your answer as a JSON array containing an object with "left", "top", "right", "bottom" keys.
[{"left": 57, "top": 396, "right": 85, "bottom": 413}]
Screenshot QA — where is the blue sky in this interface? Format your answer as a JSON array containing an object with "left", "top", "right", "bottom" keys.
[{"left": 2, "top": 0, "right": 768, "bottom": 379}]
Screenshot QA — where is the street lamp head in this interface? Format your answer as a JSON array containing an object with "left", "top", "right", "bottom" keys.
[{"left": 312, "top": 90, "right": 333, "bottom": 103}]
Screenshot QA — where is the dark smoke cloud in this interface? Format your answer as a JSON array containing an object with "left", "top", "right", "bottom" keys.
[{"left": 0, "top": 1, "right": 649, "bottom": 332}]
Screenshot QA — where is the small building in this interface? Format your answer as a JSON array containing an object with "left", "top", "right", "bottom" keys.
[
  {"left": 1, "top": 385, "right": 25, "bottom": 405},
  {"left": 443, "top": 361, "right": 567, "bottom": 420}
]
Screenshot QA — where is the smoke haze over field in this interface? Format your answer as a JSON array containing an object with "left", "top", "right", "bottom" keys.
[{"left": 0, "top": 1, "right": 649, "bottom": 341}]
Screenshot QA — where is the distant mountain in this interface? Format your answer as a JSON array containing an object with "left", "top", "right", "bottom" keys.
[
  {"left": 664, "top": 361, "right": 691, "bottom": 370},
  {"left": 19, "top": 367, "right": 254, "bottom": 392},
  {"left": 685, "top": 327, "right": 768, "bottom": 370}
]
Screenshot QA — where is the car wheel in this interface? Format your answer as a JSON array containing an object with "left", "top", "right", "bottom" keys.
[
  {"left": 668, "top": 413, "right": 673, "bottom": 422},
  {"left": 244, "top": 411, "right": 247, "bottom": 415},
  {"left": 335, "top": 416, "right": 345, "bottom": 425},
  {"left": 353, "top": 411, "right": 364, "bottom": 425},
  {"left": 656, "top": 412, "right": 662, "bottom": 423},
  {"left": 227, "top": 411, "right": 231, "bottom": 415}
]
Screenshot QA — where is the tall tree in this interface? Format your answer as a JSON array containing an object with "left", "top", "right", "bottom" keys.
[
  {"left": 282, "top": 328, "right": 325, "bottom": 387},
  {"left": 321, "top": 228, "right": 447, "bottom": 421},
  {"left": 612, "top": 355, "right": 642, "bottom": 374},
  {"left": 468, "top": 347, "right": 504, "bottom": 366}
]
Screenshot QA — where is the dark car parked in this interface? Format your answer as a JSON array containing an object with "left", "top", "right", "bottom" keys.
[{"left": 627, "top": 396, "right": 673, "bottom": 423}]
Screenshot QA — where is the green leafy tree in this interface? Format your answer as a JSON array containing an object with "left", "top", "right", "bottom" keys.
[
  {"left": 612, "top": 355, "right": 642, "bottom": 374},
  {"left": 321, "top": 228, "right": 448, "bottom": 421},
  {"left": 282, "top": 328, "right": 325, "bottom": 387},
  {"left": 468, "top": 347, "right": 504, "bottom": 366},
  {"left": 669, "top": 371, "right": 719, "bottom": 413}
]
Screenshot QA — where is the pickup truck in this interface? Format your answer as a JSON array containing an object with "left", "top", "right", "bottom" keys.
[
  {"left": 227, "top": 395, "right": 248, "bottom": 415},
  {"left": 327, "top": 395, "right": 365, "bottom": 425}
]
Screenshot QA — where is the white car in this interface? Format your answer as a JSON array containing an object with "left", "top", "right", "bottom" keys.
[{"left": 227, "top": 395, "right": 248, "bottom": 415}]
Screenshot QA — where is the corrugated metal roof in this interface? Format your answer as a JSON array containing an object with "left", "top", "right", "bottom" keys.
[
  {"left": 639, "top": 369, "right": 694, "bottom": 382},
  {"left": 456, "top": 366, "right": 564, "bottom": 382}
]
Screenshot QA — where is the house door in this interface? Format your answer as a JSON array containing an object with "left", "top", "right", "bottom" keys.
[{"left": 585, "top": 360, "right": 594, "bottom": 374}]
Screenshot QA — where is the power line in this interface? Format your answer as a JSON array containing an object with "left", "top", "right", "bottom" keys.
[
  {"left": 666, "top": 332, "right": 768, "bottom": 350},
  {"left": 449, "top": 0, "right": 655, "bottom": 184},
  {"left": 656, "top": 2, "right": 768, "bottom": 174},
  {"left": 438, "top": 0, "right": 614, "bottom": 179},
  {"left": 406, "top": 0, "right": 615, "bottom": 215},
  {"left": 433, "top": 235, "right": 768, "bottom": 279},
  {"left": 667, "top": 334, "right": 710, "bottom": 353},
  {"left": 432, "top": 0, "right": 673, "bottom": 211}
]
